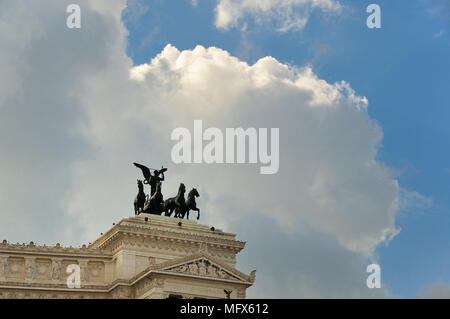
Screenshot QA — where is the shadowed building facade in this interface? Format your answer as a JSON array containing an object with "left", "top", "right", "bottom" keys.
[{"left": 0, "top": 214, "right": 255, "bottom": 298}]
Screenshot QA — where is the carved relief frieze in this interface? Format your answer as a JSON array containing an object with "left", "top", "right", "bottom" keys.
[
  {"left": 51, "top": 260, "right": 62, "bottom": 281},
  {"left": 166, "top": 258, "right": 242, "bottom": 281},
  {"left": 25, "top": 258, "right": 36, "bottom": 281}
]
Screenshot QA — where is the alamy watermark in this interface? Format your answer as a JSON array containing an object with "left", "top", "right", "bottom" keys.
[
  {"left": 66, "top": 4, "right": 81, "bottom": 29},
  {"left": 65, "top": 4, "right": 381, "bottom": 30},
  {"left": 366, "top": 263, "right": 381, "bottom": 288},
  {"left": 66, "top": 264, "right": 81, "bottom": 288},
  {"left": 366, "top": 4, "right": 381, "bottom": 29},
  {"left": 171, "top": 120, "right": 279, "bottom": 175}
]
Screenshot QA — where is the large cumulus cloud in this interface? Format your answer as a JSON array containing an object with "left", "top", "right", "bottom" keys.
[{"left": 117, "top": 44, "right": 399, "bottom": 254}]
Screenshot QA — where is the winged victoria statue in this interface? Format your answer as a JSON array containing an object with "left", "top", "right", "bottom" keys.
[{"left": 133, "top": 163, "right": 200, "bottom": 220}]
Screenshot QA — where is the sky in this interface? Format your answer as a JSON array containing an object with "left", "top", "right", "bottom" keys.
[{"left": 0, "top": 0, "right": 449, "bottom": 298}]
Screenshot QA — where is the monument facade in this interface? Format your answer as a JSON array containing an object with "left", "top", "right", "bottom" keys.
[{"left": 0, "top": 214, "right": 255, "bottom": 299}]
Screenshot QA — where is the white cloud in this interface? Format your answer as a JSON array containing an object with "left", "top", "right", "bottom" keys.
[
  {"left": 214, "top": 0, "right": 342, "bottom": 32},
  {"left": 122, "top": 0, "right": 149, "bottom": 26},
  {"left": 398, "top": 189, "right": 433, "bottom": 215}
]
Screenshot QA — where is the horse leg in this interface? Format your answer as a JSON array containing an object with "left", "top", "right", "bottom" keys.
[
  {"left": 178, "top": 207, "right": 185, "bottom": 219},
  {"left": 196, "top": 208, "right": 200, "bottom": 220},
  {"left": 167, "top": 202, "right": 175, "bottom": 217},
  {"left": 134, "top": 203, "right": 138, "bottom": 215}
]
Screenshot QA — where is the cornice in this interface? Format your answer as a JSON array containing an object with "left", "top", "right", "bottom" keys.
[
  {"left": 0, "top": 241, "right": 111, "bottom": 259},
  {"left": 90, "top": 215, "right": 246, "bottom": 254}
]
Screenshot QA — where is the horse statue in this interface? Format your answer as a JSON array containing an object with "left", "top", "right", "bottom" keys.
[
  {"left": 175, "top": 188, "right": 200, "bottom": 220},
  {"left": 143, "top": 181, "right": 164, "bottom": 215},
  {"left": 133, "top": 180, "right": 146, "bottom": 215},
  {"left": 163, "top": 183, "right": 186, "bottom": 217}
]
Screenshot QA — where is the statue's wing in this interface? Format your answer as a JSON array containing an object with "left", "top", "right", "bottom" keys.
[{"left": 133, "top": 162, "right": 151, "bottom": 180}]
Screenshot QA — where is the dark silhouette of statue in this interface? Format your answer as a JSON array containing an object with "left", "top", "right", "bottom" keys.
[
  {"left": 163, "top": 183, "right": 186, "bottom": 217},
  {"left": 132, "top": 163, "right": 201, "bottom": 220},
  {"left": 149, "top": 168, "right": 165, "bottom": 197},
  {"left": 133, "top": 162, "right": 167, "bottom": 197},
  {"left": 224, "top": 289, "right": 232, "bottom": 299},
  {"left": 133, "top": 162, "right": 152, "bottom": 181},
  {"left": 143, "top": 181, "right": 164, "bottom": 215},
  {"left": 134, "top": 180, "right": 146, "bottom": 215},
  {"left": 175, "top": 188, "right": 200, "bottom": 220}
]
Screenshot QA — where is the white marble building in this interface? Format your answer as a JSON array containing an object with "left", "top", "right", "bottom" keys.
[{"left": 0, "top": 214, "right": 255, "bottom": 299}]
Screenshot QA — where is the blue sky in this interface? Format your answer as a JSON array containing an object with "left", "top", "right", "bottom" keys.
[{"left": 122, "top": 0, "right": 449, "bottom": 297}]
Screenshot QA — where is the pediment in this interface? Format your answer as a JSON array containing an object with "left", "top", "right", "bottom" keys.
[
  {"left": 149, "top": 253, "right": 255, "bottom": 284},
  {"left": 164, "top": 257, "right": 243, "bottom": 281}
]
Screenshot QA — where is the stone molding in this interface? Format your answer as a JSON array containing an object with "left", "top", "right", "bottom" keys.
[
  {"left": 0, "top": 240, "right": 107, "bottom": 257},
  {"left": 90, "top": 215, "right": 246, "bottom": 254}
]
